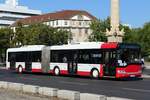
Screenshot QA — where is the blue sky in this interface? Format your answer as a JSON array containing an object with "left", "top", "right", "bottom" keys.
[{"left": 1, "top": 0, "right": 150, "bottom": 28}]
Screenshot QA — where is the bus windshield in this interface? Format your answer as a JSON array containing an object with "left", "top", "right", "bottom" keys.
[
  {"left": 118, "top": 49, "right": 141, "bottom": 64},
  {"left": 117, "top": 44, "right": 141, "bottom": 66}
]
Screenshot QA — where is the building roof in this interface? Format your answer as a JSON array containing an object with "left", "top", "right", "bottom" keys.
[
  {"left": 0, "top": 0, "right": 41, "bottom": 15},
  {"left": 12, "top": 10, "right": 97, "bottom": 26}
]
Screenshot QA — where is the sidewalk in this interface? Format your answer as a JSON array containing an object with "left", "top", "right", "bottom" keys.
[
  {"left": 142, "top": 64, "right": 150, "bottom": 78},
  {"left": 0, "top": 89, "right": 58, "bottom": 100}
]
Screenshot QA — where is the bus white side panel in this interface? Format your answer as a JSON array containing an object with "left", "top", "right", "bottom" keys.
[
  {"left": 32, "top": 62, "right": 41, "bottom": 69},
  {"left": 78, "top": 64, "right": 100, "bottom": 72},
  {"left": 16, "top": 62, "right": 25, "bottom": 69},
  {"left": 50, "top": 63, "right": 67, "bottom": 71},
  {"left": 6, "top": 62, "right": 10, "bottom": 69}
]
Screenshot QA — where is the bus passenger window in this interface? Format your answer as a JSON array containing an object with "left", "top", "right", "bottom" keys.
[{"left": 63, "top": 57, "right": 67, "bottom": 63}]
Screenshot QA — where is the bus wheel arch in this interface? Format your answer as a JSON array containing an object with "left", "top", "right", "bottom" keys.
[
  {"left": 91, "top": 68, "right": 99, "bottom": 78},
  {"left": 53, "top": 66, "right": 60, "bottom": 76},
  {"left": 18, "top": 65, "right": 23, "bottom": 73}
]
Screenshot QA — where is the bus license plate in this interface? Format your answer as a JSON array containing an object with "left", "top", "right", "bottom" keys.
[{"left": 130, "top": 75, "right": 135, "bottom": 77}]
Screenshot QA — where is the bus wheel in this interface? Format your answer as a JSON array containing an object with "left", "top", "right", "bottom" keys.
[
  {"left": 91, "top": 69, "right": 99, "bottom": 78},
  {"left": 18, "top": 66, "right": 23, "bottom": 73},
  {"left": 54, "top": 67, "right": 60, "bottom": 76}
]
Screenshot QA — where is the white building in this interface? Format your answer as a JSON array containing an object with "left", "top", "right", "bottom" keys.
[
  {"left": 0, "top": 0, "right": 41, "bottom": 28},
  {"left": 12, "top": 10, "right": 97, "bottom": 42}
]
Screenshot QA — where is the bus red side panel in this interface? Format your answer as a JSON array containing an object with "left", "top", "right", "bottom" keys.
[
  {"left": 49, "top": 70, "right": 68, "bottom": 75},
  {"left": 32, "top": 69, "right": 42, "bottom": 72},
  {"left": 60, "top": 70, "right": 68, "bottom": 75},
  {"left": 101, "top": 43, "right": 118, "bottom": 49},
  {"left": 100, "top": 64, "right": 104, "bottom": 77},
  {"left": 77, "top": 71, "right": 91, "bottom": 76}
]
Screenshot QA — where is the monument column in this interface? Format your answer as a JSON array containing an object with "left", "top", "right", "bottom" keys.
[{"left": 106, "top": 0, "right": 124, "bottom": 42}]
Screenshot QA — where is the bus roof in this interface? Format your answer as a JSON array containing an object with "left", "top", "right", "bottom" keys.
[
  {"left": 7, "top": 45, "right": 45, "bottom": 52},
  {"left": 50, "top": 42, "right": 104, "bottom": 50},
  {"left": 8, "top": 42, "right": 139, "bottom": 52}
]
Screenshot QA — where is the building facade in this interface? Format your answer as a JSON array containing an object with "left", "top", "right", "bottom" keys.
[
  {"left": 0, "top": 0, "right": 41, "bottom": 28},
  {"left": 12, "top": 10, "right": 97, "bottom": 43}
]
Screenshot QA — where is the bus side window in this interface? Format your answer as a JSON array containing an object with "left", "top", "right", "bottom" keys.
[
  {"left": 31, "top": 51, "right": 41, "bottom": 62},
  {"left": 78, "top": 50, "right": 90, "bottom": 64},
  {"left": 63, "top": 57, "right": 67, "bottom": 63},
  {"left": 51, "top": 51, "right": 59, "bottom": 62},
  {"left": 8, "top": 52, "right": 16, "bottom": 62}
]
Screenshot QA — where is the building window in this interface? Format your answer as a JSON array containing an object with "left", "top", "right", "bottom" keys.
[
  {"left": 72, "top": 21, "right": 75, "bottom": 25},
  {"left": 79, "top": 29, "right": 82, "bottom": 36},
  {"left": 64, "top": 21, "right": 68, "bottom": 25},
  {"left": 85, "top": 29, "right": 88, "bottom": 34},
  {"left": 52, "top": 21, "right": 54, "bottom": 26},
  {"left": 56, "top": 20, "right": 59, "bottom": 25},
  {"left": 79, "top": 21, "right": 82, "bottom": 26},
  {"left": 77, "top": 15, "right": 83, "bottom": 20}
]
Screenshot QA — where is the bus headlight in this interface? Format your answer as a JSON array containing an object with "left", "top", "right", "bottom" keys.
[{"left": 117, "top": 70, "right": 126, "bottom": 74}]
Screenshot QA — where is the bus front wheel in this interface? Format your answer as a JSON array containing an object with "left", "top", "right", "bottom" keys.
[{"left": 91, "top": 69, "right": 99, "bottom": 79}]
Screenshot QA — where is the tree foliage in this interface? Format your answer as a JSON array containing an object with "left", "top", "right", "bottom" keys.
[
  {"left": 13, "top": 23, "right": 69, "bottom": 46},
  {"left": 0, "top": 28, "right": 13, "bottom": 62},
  {"left": 89, "top": 17, "right": 132, "bottom": 42},
  {"left": 89, "top": 18, "right": 110, "bottom": 42}
]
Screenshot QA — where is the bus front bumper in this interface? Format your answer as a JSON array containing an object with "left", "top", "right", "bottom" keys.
[{"left": 116, "top": 71, "right": 142, "bottom": 78}]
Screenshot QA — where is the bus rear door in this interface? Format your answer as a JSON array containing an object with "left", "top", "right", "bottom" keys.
[
  {"left": 25, "top": 52, "right": 32, "bottom": 72},
  {"left": 68, "top": 51, "right": 78, "bottom": 75},
  {"left": 9, "top": 53, "right": 16, "bottom": 70}
]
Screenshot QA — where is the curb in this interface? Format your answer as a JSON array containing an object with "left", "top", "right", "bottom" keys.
[
  {"left": 0, "top": 81, "right": 134, "bottom": 100},
  {"left": 142, "top": 74, "right": 150, "bottom": 78}
]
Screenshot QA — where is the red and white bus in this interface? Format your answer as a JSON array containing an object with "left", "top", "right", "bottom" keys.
[{"left": 6, "top": 42, "right": 142, "bottom": 79}]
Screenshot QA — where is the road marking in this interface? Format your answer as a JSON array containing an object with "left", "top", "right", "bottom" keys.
[
  {"left": 123, "top": 88, "right": 150, "bottom": 93},
  {"left": 59, "top": 81, "right": 88, "bottom": 86}
]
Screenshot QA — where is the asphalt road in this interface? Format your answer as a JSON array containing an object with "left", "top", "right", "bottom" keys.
[{"left": 0, "top": 69, "right": 150, "bottom": 100}]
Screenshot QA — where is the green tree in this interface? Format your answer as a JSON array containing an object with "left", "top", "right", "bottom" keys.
[
  {"left": 139, "top": 22, "right": 150, "bottom": 55},
  {"left": 14, "top": 22, "right": 26, "bottom": 46},
  {"left": 0, "top": 28, "right": 13, "bottom": 62},
  {"left": 89, "top": 18, "right": 132, "bottom": 42},
  {"left": 89, "top": 18, "right": 110, "bottom": 42},
  {"left": 13, "top": 23, "right": 69, "bottom": 46}
]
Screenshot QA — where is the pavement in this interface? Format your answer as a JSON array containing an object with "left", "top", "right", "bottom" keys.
[
  {"left": 142, "top": 68, "right": 150, "bottom": 78},
  {"left": 0, "top": 89, "right": 58, "bottom": 100}
]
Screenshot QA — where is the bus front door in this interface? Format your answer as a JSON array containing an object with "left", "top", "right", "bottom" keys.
[
  {"left": 25, "top": 62, "right": 32, "bottom": 72},
  {"left": 68, "top": 53, "right": 78, "bottom": 75},
  {"left": 103, "top": 51, "right": 116, "bottom": 76}
]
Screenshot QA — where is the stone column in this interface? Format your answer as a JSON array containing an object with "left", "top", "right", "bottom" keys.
[{"left": 106, "top": 0, "right": 124, "bottom": 42}]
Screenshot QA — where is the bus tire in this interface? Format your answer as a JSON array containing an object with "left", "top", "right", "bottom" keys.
[
  {"left": 18, "top": 65, "right": 23, "bottom": 74},
  {"left": 54, "top": 67, "right": 60, "bottom": 76},
  {"left": 91, "top": 68, "right": 99, "bottom": 79}
]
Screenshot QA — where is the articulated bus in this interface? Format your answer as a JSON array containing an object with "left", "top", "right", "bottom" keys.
[{"left": 6, "top": 42, "right": 142, "bottom": 79}]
